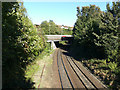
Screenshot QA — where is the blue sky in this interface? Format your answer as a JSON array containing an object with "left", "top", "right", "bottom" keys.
[{"left": 23, "top": 2, "right": 112, "bottom": 27}]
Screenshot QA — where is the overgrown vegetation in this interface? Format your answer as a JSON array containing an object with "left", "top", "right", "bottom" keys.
[
  {"left": 39, "top": 20, "right": 60, "bottom": 35},
  {"left": 72, "top": 2, "right": 120, "bottom": 89},
  {"left": 62, "top": 28, "right": 72, "bottom": 35},
  {"left": 2, "top": 2, "right": 47, "bottom": 88},
  {"left": 2, "top": 1, "right": 120, "bottom": 89},
  {"left": 25, "top": 43, "right": 52, "bottom": 88}
]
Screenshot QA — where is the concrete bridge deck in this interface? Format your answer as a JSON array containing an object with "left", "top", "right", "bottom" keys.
[
  {"left": 45, "top": 35, "right": 73, "bottom": 49},
  {"left": 45, "top": 35, "right": 73, "bottom": 42}
]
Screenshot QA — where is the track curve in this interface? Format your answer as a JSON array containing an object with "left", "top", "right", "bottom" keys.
[{"left": 53, "top": 48, "right": 107, "bottom": 89}]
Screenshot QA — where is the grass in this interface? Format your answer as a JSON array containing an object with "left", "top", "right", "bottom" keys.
[
  {"left": 59, "top": 41, "right": 68, "bottom": 45},
  {"left": 25, "top": 47, "right": 54, "bottom": 88}
]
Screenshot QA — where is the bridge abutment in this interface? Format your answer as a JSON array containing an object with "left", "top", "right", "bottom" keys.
[
  {"left": 46, "top": 35, "right": 73, "bottom": 50},
  {"left": 51, "top": 41, "right": 57, "bottom": 50}
]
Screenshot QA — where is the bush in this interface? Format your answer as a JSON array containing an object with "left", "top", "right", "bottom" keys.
[{"left": 2, "top": 2, "right": 46, "bottom": 88}]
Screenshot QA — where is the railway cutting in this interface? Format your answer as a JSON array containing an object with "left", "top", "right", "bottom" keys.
[{"left": 53, "top": 48, "right": 107, "bottom": 89}]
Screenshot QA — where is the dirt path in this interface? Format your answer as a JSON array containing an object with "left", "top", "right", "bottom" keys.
[{"left": 32, "top": 50, "right": 60, "bottom": 88}]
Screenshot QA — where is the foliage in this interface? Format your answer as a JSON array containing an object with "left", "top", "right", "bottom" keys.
[
  {"left": 72, "top": 1, "right": 120, "bottom": 89},
  {"left": 39, "top": 20, "right": 72, "bottom": 35},
  {"left": 2, "top": 2, "right": 46, "bottom": 88},
  {"left": 108, "top": 62, "right": 118, "bottom": 71},
  {"left": 73, "top": 5, "right": 101, "bottom": 44},
  {"left": 25, "top": 43, "right": 53, "bottom": 88},
  {"left": 73, "top": 5, "right": 105, "bottom": 58},
  {"left": 100, "top": 2, "right": 119, "bottom": 62},
  {"left": 62, "top": 28, "right": 72, "bottom": 35},
  {"left": 40, "top": 20, "right": 49, "bottom": 35},
  {"left": 73, "top": 2, "right": 120, "bottom": 60},
  {"left": 40, "top": 20, "right": 62, "bottom": 35}
]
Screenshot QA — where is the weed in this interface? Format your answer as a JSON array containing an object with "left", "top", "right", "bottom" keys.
[{"left": 108, "top": 62, "right": 118, "bottom": 72}]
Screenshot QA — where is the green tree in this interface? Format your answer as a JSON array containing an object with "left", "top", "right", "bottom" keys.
[
  {"left": 40, "top": 20, "right": 61, "bottom": 35},
  {"left": 40, "top": 21, "right": 49, "bottom": 34},
  {"left": 73, "top": 5, "right": 103, "bottom": 58},
  {"left": 72, "top": 1, "right": 120, "bottom": 89},
  {"left": 100, "top": 2, "right": 120, "bottom": 62},
  {"left": 49, "top": 20, "right": 57, "bottom": 34},
  {"left": 2, "top": 2, "right": 46, "bottom": 88}
]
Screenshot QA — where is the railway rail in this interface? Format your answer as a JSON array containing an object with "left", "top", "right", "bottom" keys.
[{"left": 54, "top": 48, "right": 107, "bottom": 89}]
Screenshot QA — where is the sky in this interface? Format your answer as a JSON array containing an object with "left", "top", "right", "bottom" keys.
[{"left": 23, "top": 1, "right": 113, "bottom": 27}]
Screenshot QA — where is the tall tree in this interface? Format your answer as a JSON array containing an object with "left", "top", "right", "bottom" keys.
[
  {"left": 73, "top": 5, "right": 102, "bottom": 46},
  {"left": 2, "top": 2, "right": 46, "bottom": 88},
  {"left": 40, "top": 20, "right": 61, "bottom": 35},
  {"left": 40, "top": 21, "right": 49, "bottom": 34},
  {"left": 100, "top": 2, "right": 120, "bottom": 62}
]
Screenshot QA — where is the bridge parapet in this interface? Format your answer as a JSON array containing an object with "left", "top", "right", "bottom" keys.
[
  {"left": 45, "top": 35, "right": 73, "bottom": 49},
  {"left": 45, "top": 35, "right": 73, "bottom": 41}
]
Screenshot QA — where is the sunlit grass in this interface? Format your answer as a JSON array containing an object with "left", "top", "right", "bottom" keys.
[{"left": 25, "top": 48, "right": 54, "bottom": 88}]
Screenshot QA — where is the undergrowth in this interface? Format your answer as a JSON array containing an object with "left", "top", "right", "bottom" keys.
[{"left": 25, "top": 43, "right": 53, "bottom": 88}]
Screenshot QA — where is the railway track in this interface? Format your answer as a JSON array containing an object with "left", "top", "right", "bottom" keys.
[{"left": 54, "top": 48, "right": 107, "bottom": 89}]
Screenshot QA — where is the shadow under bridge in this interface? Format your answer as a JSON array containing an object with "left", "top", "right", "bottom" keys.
[{"left": 45, "top": 35, "right": 73, "bottom": 49}]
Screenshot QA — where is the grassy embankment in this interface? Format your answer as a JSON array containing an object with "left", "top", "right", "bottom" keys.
[{"left": 25, "top": 43, "right": 54, "bottom": 88}]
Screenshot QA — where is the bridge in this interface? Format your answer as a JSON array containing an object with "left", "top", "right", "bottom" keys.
[{"left": 45, "top": 35, "right": 73, "bottom": 49}]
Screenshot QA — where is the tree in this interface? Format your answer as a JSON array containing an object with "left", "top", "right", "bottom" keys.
[
  {"left": 100, "top": 2, "right": 120, "bottom": 62},
  {"left": 72, "top": 2, "right": 120, "bottom": 89},
  {"left": 2, "top": 2, "right": 46, "bottom": 88},
  {"left": 40, "top": 21, "right": 49, "bottom": 34},
  {"left": 40, "top": 20, "right": 61, "bottom": 35},
  {"left": 49, "top": 20, "right": 57, "bottom": 34}
]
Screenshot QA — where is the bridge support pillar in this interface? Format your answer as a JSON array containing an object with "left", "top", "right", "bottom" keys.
[{"left": 51, "top": 41, "right": 57, "bottom": 50}]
